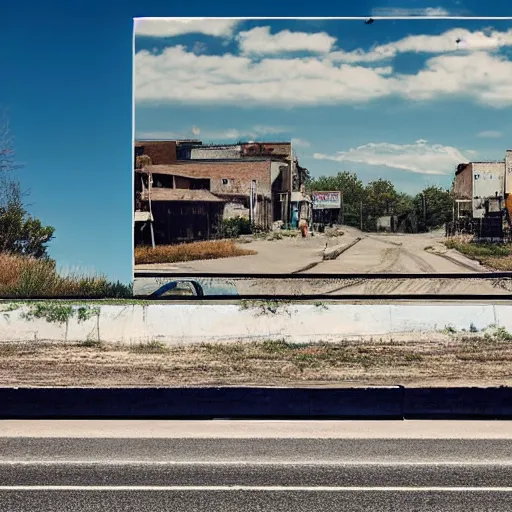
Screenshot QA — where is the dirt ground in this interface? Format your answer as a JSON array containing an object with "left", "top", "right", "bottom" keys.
[
  {"left": 134, "top": 228, "right": 512, "bottom": 296},
  {"left": 3, "top": 329, "right": 512, "bottom": 388}
]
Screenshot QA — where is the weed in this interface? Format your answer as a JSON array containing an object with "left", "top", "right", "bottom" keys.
[
  {"left": 443, "top": 325, "right": 457, "bottom": 334},
  {"left": 294, "top": 353, "right": 320, "bottom": 367},
  {"left": 494, "top": 327, "right": 512, "bottom": 342},
  {"left": 134, "top": 240, "right": 256, "bottom": 265},
  {"left": 445, "top": 239, "right": 512, "bottom": 270},
  {"left": 404, "top": 353, "right": 424, "bottom": 362},
  {"left": 261, "top": 340, "right": 290, "bottom": 353},
  {"left": 0, "top": 253, "right": 132, "bottom": 298},
  {"left": 79, "top": 339, "right": 104, "bottom": 349},
  {"left": 239, "top": 299, "right": 291, "bottom": 316},
  {"left": 469, "top": 323, "right": 479, "bottom": 333},
  {"left": 22, "top": 303, "right": 74, "bottom": 324},
  {"left": 131, "top": 340, "right": 170, "bottom": 354},
  {"left": 21, "top": 303, "right": 101, "bottom": 326}
]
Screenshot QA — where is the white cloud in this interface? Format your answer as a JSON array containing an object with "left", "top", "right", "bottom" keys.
[
  {"left": 291, "top": 138, "right": 311, "bottom": 148},
  {"left": 135, "top": 125, "right": 288, "bottom": 141},
  {"left": 135, "top": 44, "right": 512, "bottom": 108},
  {"left": 135, "top": 131, "right": 182, "bottom": 140},
  {"left": 329, "top": 28, "right": 512, "bottom": 63},
  {"left": 134, "top": 18, "right": 239, "bottom": 38},
  {"left": 134, "top": 45, "right": 398, "bottom": 106},
  {"left": 371, "top": 7, "right": 450, "bottom": 16},
  {"left": 477, "top": 130, "right": 502, "bottom": 138},
  {"left": 313, "top": 140, "right": 469, "bottom": 175},
  {"left": 203, "top": 125, "right": 289, "bottom": 140},
  {"left": 237, "top": 26, "right": 336, "bottom": 55}
]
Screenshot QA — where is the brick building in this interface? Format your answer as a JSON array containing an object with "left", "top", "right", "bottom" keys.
[{"left": 134, "top": 139, "right": 297, "bottom": 245}]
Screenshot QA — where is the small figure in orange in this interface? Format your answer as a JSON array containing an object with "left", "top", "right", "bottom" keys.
[{"left": 299, "top": 219, "right": 308, "bottom": 237}]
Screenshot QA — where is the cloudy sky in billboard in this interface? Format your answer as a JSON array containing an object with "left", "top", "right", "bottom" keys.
[{"left": 134, "top": 18, "right": 512, "bottom": 194}]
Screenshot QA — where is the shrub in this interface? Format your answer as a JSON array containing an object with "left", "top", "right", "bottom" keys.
[{"left": 219, "top": 217, "right": 252, "bottom": 238}]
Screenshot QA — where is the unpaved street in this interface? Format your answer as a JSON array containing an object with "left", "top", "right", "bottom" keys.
[{"left": 134, "top": 228, "right": 512, "bottom": 296}]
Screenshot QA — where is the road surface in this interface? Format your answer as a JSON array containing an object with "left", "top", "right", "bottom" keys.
[
  {"left": 2, "top": 420, "right": 512, "bottom": 510},
  {"left": 134, "top": 228, "right": 512, "bottom": 296},
  {"left": 135, "top": 228, "right": 481, "bottom": 275}
]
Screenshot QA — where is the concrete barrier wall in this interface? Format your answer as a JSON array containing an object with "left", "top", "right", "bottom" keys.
[{"left": 0, "top": 303, "right": 510, "bottom": 344}]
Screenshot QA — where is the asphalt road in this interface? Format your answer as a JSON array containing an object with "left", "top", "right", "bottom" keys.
[{"left": 2, "top": 420, "right": 512, "bottom": 511}]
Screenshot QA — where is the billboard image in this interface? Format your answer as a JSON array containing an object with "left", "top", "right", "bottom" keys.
[
  {"left": 312, "top": 192, "right": 342, "bottom": 210},
  {"left": 133, "top": 17, "right": 512, "bottom": 298}
]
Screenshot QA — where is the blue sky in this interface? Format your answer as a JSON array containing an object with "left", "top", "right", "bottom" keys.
[
  {"left": 1, "top": 0, "right": 509, "bottom": 283},
  {"left": 136, "top": 17, "right": 512, "bottom": 199}
]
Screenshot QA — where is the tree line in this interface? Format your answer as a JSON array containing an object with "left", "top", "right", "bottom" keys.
[{"left": 309, "top": 171, "right": 454, "bottom": 233}]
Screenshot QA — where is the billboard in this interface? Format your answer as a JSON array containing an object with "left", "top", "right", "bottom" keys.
[
  {"left": 133, "top": 17, "right": 512, "bottom": 299},
  {"left": 312, "top": 191, "right": 342, "bottom": 210}
]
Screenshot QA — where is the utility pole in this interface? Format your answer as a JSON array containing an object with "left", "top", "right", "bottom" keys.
[
  {"left": 338, "top": 190, "right": 344, "bottom": 225},
  {"left": 422, "top": 194, "right": 427, "bottom": 228}
]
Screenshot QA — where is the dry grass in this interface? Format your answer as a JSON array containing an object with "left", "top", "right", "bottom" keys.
[
  {"left": 0, "top": 253, "right": 131, "bottom": 298},
  {"left": 445, "top": 237, "right": 512, "bottom": 270},
  {"left": 134, "top": 240, "right": 257, "bottom": 264},
  {"left": 2, "top": 331, "right": 512, "bottom": 387}
]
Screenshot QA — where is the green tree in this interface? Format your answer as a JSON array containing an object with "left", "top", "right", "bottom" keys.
[
  {"left": 364, "top": 179, "right": 398, "bottom": 216},
  {"left": 414, "top": 185, "right": 453, "bottom": 232},
  {"left": 0, "top": 114, "right": 55, "bottom": 258},
  {"left": 310, "top": 171, "right": 365, "bottom": 228}
]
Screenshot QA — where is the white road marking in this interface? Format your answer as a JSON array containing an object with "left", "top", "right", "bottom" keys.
[{"left": 0, "top": 486, "right": 511, "bottom": 492}]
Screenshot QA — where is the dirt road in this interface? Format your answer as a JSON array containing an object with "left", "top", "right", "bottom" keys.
[{"left": 134, "top": 228, "right": 512, "bottom": 296}]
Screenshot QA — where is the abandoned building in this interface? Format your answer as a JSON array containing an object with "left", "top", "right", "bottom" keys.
[
  {"left": 175, "top": 141, "right": 309, "bottom": 192},
  {"left": 454, "top": 150, "right": 512, "bottom": 220},
  {"left": 134, "top": 138, "right": 306, "bottom": 245},
  {"left": 452, "top": 150, "right": 512, "bottom": 240}
]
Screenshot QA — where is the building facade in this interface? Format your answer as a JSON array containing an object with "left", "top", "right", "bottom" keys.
[{"left": 454, "top": 158, "right": 508, "bottom": 219}]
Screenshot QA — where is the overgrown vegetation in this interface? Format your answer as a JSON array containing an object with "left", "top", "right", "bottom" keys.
[
  {"left": 218, "top": 217, "right": 252, "bottom": 238},
  {"left": 135, "top": 239, "right": 256, "bottom": 264},
  {"left": 239, "top": 299, "right": 292, "bottom": 315},
  {"left": 0, "top": 112, "right": 131, "bottom": 298},
  {"left": 445, "top": 237, "right": 512, "bottom": 270},
  {"left": 4, "top": 329, "right": 512, "bottom": 386},
  {"left": 0, "top": 253, "right": 132, "bottom": 298},
  {"left": 21, "top": 302, "right": 101, "bottom": 324}
]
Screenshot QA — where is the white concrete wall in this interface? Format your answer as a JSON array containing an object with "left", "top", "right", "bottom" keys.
[
  {"left": 0, "top": 303, "right": 510, "bottom": 345},
  {"left": 223, "top": 201, "right": 250, "bottom": 220}
]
